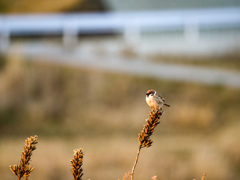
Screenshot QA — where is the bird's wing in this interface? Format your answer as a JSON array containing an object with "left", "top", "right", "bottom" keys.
[{"left": 155, "top": 95, "right": 165, "bottom": 104}]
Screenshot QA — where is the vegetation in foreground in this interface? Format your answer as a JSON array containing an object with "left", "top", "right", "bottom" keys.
[
  {"left": 9, "top": 109, "right": 206, "bottom": 180},
  {"left": 1, "top": 56, "right": 240, "bottom": 180}
]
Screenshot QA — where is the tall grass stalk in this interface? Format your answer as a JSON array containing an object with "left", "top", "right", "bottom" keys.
[
  {"left": 130, "top": 108, "right": 163, "bottom": 180},
  {"left": 201, "top": 172, "right": 207, "bottom": 180},
  {"left": 9, "top": 135, "right": 38, "bottom": 180},
  {"left": 71, "top": 148, "right": 84, "bottom": 180}
]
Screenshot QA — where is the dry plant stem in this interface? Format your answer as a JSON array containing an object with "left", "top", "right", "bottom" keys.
[
  {"left": 9, "top": 135, "right": 38, "bottom": 180},
  {"left": 152, "top": 176, "right": 157, "bottom": 180},
  {"left": 201, "top": 172, "right": 207, "bottom": 180},
  {"left": 121, "top": 172, "right": 131, "bottom": 180},
  {"left": 130, "top": 108, "right": 163, "bottom": 180},
  {"left": 130, "top": 145, "right": 141, "bottom": 180}
]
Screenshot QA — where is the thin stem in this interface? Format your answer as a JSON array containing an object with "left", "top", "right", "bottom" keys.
[{"left": 130, "top": 145, "right": 142, "bottom": 180}]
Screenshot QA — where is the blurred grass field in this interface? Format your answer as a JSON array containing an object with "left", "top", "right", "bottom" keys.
[
  {"left": 0, "top": 55, "right": 240, "bottom": 180},
  {"left": 148, "top": 52, "right": 240, "bottom": 72}
]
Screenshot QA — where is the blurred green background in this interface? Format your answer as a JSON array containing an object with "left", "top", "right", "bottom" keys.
[{"left": 1, "top": 0, "right": 240, "bottom": 180}]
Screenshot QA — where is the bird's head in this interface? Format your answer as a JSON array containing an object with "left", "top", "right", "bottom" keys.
[{"left": 146, "top": 89, "right": 156, "bottom": 97}]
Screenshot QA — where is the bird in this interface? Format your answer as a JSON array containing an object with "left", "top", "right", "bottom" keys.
[{"left": 145, "top": 89, "right": 170, "bottom": 109}]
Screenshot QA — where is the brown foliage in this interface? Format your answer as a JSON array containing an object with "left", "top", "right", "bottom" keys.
[
  {"left": 71, "top": 148, "right": 84, "bottom": 180},
  {"left": 9, "top": 135, "right": 38, "bottom": 180}
]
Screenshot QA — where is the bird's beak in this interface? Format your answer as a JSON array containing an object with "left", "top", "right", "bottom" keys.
[{"left": 146, "top": 93, "right": 149, "bottom": 95}]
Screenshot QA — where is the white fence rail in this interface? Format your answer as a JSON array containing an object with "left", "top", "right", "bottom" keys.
[{"left": 0, "top": 7, "right": 240, "bottom": 51}]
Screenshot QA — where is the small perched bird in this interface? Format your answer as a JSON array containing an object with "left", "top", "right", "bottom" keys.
[{"left": 146, "top": 89, "right": 170, "bottom": 109}]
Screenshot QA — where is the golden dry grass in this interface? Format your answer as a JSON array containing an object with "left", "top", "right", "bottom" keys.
[
  {"left": 9, "top": 135, "right": 38, "bottom": 180},
  {"left": 1, "top": 56, "right": 240, "bottom": 180},
  {"left": 201, "top": 172, "right": 207, "bottom": 180},
  {"left": 71, "top": 148, "right": 84, "bottom": 180},
  {"left": 8, "top": 108, "right": 166, "bottom": 180},
  {"left": 131, "top": 108, "right": 163, "bottom": 179},
  {"left": 2, "top": 131, "right": 240, "bottom": 180},
  {"left": 148, "top": 53, "right": 240, "bottom": 72}
]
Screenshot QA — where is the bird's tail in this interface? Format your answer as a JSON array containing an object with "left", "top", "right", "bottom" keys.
[{"left": 164, "top": 103, "right": 170, "bottom": 107}]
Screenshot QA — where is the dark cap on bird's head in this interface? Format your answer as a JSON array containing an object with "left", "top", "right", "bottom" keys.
[{"left": 146, "top": 89, "right": 156, "bottom": 96}]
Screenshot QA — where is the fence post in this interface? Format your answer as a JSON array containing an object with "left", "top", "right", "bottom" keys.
[
  {"left": 63, "top": 25, "right": 78, "bottom": 49},
  {"left": 0, "top": 19, "right": 10, "bottom": 53},
  {"left": 123, "top": 23, "right": 141, "bottom": 48},
  {"left": 184, "top": 22, "right": 199, "bottom": 43}
]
